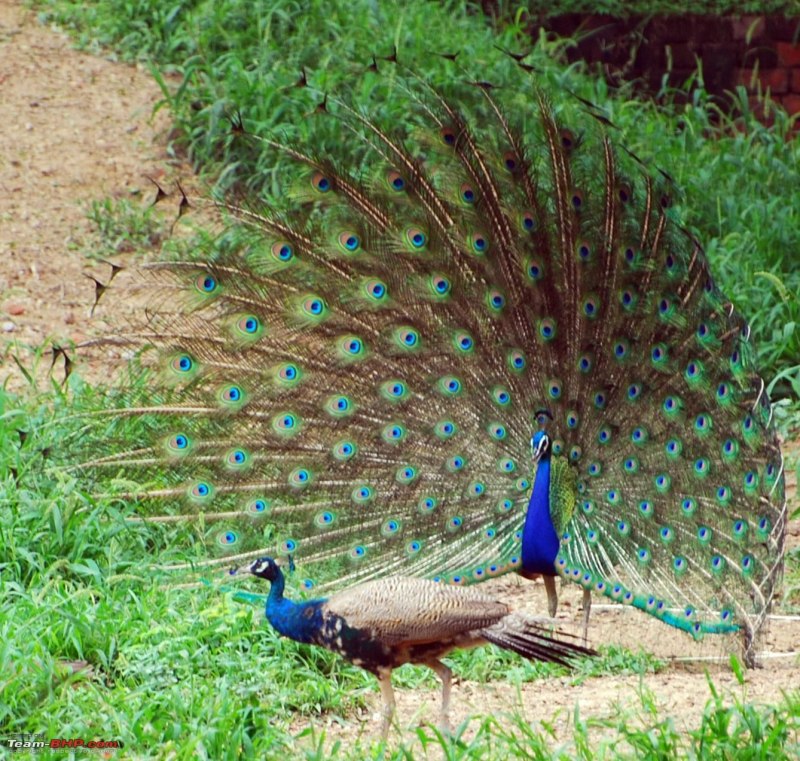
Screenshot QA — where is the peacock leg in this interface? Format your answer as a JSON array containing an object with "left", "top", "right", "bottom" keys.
[
  {"left": 581, "top": 588, "right": 592, "bottom": 646},
  {"left": 543, "top": 575, "right": 558, "bottom": 617},
  {"left": 425, "top": 658, "right": 453, "bottom": 735},
  {"left": 743, "top": 620, "right": 757, "bottom": 669},
  {"left": 377, "top": 669, "right": 396, "bottom": 740}
]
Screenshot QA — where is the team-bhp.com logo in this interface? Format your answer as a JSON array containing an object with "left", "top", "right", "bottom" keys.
[{"left": 4, "top": 734, "right": 123, "bottom": 754}]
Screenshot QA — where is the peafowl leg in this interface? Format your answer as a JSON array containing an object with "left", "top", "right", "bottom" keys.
[
  {"left": 543, "top": 575, "right": 558, "bottom": 618},
  {"left": 376, "top": 668, "right": 396, "bottom": 741},
  {"left": 581, "top": 588, "right": 592, "bottom": 646},
  {"left": 425, "top": 658, "right": 453, "bottom": 735},
  {"left": 743, "top": 621, "right": 757, "bottom": 669}
]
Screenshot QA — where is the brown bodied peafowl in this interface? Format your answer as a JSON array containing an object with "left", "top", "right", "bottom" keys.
[
  {"left": 77, "top": 61, "right": 786, "bottom": 666},
  {"left": 238, "top": 556, "right": 595, "bottom": 738}
]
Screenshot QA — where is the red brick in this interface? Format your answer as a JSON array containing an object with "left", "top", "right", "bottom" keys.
[
  {"left": 737, "top": 68, "right": 758, "bottom": 88},
  {"left": 670, "top": 42, "right": 701, "bottom": 69},
  {"left": 732, "top": 16, "right": 765, "bottom": 42},
  {"left": 742, "top": 46, "right": 779, "bottom": 68},
  {"left": 777, "top": 42, "right": 800, "bottom": 67},
  {"left": 781, "top": 94, "right": 800, "bottom": 116},
  {"left": 792, "top": 69, "right": 800, "bottom": 93},
  {"left": 761, "top": 67, "right": 789, "bottom": 94},
  {"left": 765, "top": 17, "right": 800, "bottom": 42}
]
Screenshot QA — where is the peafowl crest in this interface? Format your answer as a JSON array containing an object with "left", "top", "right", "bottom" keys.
[
  {"left": 77, "top": 60, "right": 786, "bottom": 665},
  {"left": 239, "top": 556, "right": 594, "bottom": 738}
]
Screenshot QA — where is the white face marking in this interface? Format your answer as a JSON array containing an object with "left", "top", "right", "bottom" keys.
[{"left": 532, "top": 433, "right": 550, "bottom": 462}]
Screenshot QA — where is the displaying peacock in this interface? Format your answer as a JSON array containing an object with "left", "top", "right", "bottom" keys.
[
  {"left": 77, "top": 61, "right": 786, "bottom": 666},
  {"left": 237, "top": 556, "right": 594, "bottom": 738}
]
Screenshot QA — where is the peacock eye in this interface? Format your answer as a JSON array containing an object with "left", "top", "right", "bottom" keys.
[{"left": 70, "top": 80, "right": 785, "bottom": 661}]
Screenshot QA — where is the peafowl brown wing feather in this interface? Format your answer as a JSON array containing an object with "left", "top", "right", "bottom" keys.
[
  {"left": 244, "top": 556, "right": 594, "bottom": 738},
  {"left": 78, "top": 66, "right": 786, "bottom": 665}
]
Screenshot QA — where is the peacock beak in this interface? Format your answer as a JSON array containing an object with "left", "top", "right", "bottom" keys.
[{"left": 227, "top": 561, "right": 259, "bottom": 576}]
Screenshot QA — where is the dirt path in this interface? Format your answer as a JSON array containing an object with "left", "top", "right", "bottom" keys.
[
  {"left": 1, "top": 1, "right": 797, "bottom": 752},
  {"left": 0, "top": 0, "right": 179, "bottom": 387},
  {"left": 297, "top": 575, "right": 799, "bottom": 749}
]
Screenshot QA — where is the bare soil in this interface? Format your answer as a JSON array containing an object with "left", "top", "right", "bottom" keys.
[
  {"left": 1, "top": 2, "right": 797, "bottom": 752},
  {"left": 0, "top": 0, "right": 185, "bottom": 388}
]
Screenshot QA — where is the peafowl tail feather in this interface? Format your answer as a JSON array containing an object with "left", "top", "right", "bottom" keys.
[{"left": 70, "top": 60, "right": 786, "bottom": 665}]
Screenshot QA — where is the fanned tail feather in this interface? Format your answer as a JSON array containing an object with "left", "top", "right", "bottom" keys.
[{"left": 69, "top": 61, "right": 785, "bottom": 659}]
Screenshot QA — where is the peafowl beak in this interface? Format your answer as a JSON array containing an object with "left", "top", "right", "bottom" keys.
[{"left": 226, "top": 557, "right": 275, "bottom": 577}]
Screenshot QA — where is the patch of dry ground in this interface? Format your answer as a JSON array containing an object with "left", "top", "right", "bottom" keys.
[
  {"left": 1, "top": 1, "right": 797, "bottom": 753},
  {"left": 0, "top": 0, "right": 184, "bottom": 388},
  {"left": 296, "top": 576, "right": 799, "bottom": 751}
]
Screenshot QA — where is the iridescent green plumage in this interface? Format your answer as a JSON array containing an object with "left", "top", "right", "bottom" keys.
[
  {"left": 74, "top": 63, "right": 786, "bottom": 666},
  {"left": 548, "top": 457, "right": 577, "bottom": 536}
]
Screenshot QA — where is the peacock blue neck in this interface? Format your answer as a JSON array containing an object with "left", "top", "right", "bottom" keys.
[
  {"left": 521, "top": 449, "right": 560, "bottom": 576},
  {"left": 264, "top": 568, "right": 325, "bottom": 644}
]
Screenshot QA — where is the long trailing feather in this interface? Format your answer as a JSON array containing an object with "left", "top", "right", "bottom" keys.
[{"left": 69, "top": 61, "right": 785, "bottom": 662}]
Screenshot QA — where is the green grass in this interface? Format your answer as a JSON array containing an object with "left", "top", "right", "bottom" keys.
[
  {"left": 4, "top": 1, "right": 800, "bottom": 758},
  {"left": 34, "top": 0, "right": 800, "bottom": 399},
  {"left": 85, "top": 197, "right": 166, "bottom": 260},
  {"left": 1, "top": 389, "right": 797, "bottom": 759},
  {"left": 0, "top": 387, "right": 673, "bottom": 759}
]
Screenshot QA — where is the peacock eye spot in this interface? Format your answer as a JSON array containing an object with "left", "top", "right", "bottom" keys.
[
  {"left": 313, "top": 174, "right": 331, "bottom": 192},
  {"left": 408, "top": 229, "right": 427, "bottom": 249}
]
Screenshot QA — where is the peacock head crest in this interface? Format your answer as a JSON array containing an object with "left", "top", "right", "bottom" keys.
[{"left": 248, "top": 557, "right": 281, "bottom": 581}]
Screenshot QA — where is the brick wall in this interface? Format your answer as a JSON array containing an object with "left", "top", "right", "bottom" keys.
[{"left": 533, "top": 14, "right": 800, "bottom": 120}]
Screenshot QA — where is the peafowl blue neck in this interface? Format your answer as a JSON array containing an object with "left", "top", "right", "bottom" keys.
[
  {"left": 264, "top": 567, "right": 325, "bottom": 644},
  {"left": 521, "top": 440, "right": 560, "bottom": 576}
]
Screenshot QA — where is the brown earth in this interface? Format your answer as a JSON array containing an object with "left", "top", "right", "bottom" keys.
[
  {"left": 1, "top": 2, "right": 798, "bottom": 753},
  {"left": 0, "top": 0, "right": 191, "bottom": 389}
]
